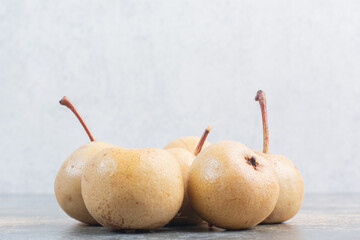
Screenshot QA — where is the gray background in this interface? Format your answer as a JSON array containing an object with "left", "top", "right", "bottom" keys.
[{"left": 1, "top": 0, "right": 359, "bottom": 194}]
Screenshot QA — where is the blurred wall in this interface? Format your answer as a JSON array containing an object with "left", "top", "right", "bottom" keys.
[{"left": 1, "top": 0, "right": 360, "bottom": 193}]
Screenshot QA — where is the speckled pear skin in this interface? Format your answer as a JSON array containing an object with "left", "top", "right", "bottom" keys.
[
  {"left": 81, "top": 147, "right": 184, "bottom": 230},
  {"left": 188, "top": 141, "right": 280, "bottom": 230},
  {"left": 166, "top": 148, "right": 203, "bottom": 226},
  {"left": 254, "top": 151, "right": 304, "bottom": 223},
  {"left": 54, "top": 141, "right": 114, "bottom": 225},
  {"left": 164, "top": 136, "right": 211, "bottom": 154}
]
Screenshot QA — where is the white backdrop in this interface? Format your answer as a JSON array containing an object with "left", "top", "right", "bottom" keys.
[{"left": 1, "top": 0, "right": 360, "bottom": 194}]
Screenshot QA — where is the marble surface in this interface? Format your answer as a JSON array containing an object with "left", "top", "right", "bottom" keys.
[{"left": 0, "top": 194, "right": 359, "bottom": 239}]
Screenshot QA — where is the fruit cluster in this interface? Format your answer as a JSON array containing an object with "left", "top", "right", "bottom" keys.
[{"left": 54, "top": 90, "right": 304, "bottom": 231}]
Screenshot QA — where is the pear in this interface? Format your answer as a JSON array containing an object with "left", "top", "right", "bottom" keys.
[
  {"left": 166, "top": 126, "right": 211, "bottom": 226},
  {"left": 164, "top": 134, "right": 211, "bottom": 153},
  {"left": 81, "top": 147, "right": 184, "bottom": 230},
  {"left": 255, "top": 90, "right": 304, "bottom": 223},
  {"left": 188, "top": 141, "right": 280, "bottom": 229},
  {"left": 54, "top": 96, "right": 114, "bottom": 225}
]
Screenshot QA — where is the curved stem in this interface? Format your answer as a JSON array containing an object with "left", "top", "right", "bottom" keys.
[
  {"left": 59, "top": 96, "right": 96, "bottom": 142},
  {"left": 194, "top": 126, "right": 211, "bottom": 156},
  {"left": 255, "top": 90, "right": 269, "bottom": 154}
]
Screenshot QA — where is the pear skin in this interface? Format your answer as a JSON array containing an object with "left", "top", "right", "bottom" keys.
[
  {"left": 255, "top": 151, "right": 304, "bottom": 223},
  {"left": 188, "top": 141, "right": 279, "bottom": 230},
  {"left": 54, "top": 141, "right": 113, "bottom": 224},
  {"left": 82, "top": 147, "right": 184, "bottom": 230},
  {"left": 164, "top": 136, "right": 211, "bottom": 153},
  {"left": 166, "top": 148, "right": 203, "bottom": 225},
  {"left": 254, "top": 90, "right": 305, "bottom": 223},
  {"left": 55, "top": 96, "right": 115, "bottom": 225}
]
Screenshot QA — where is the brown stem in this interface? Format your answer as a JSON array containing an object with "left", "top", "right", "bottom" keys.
[
  {"left": 255, "top": 90, "right": 269, "bottom": 154},
  {"left": 194, "top": 126, "right": 211, "bottom": 156},
  {"left": 59, "top": 96, "right": 96, "bottom": 142}
]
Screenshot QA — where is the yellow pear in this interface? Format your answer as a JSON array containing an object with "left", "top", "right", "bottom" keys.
[
  {"left": 54, "top": 96, "right": 114, "bottom": 225},
  {"left": 164, "top": 135, "right": 211, "bottom": 153},
  {"left": 255, "top": 90, "right": 304, "bottom": 223},
  {"left": 188, "top": 141, "right": 280, "bottom": 229},
  {"left": 81, "top": 147, "right": 184, "bottom": 230},
  {"left": 166, "top": 126, "right": 211, "bottom": 226}
]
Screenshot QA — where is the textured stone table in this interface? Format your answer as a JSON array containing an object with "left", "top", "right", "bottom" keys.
[{"left": 0, "top": 194, "right": 359, "bottom": 239}]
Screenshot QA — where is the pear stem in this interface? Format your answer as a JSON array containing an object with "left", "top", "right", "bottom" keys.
[
  {"left": 194, "top": 126, "right": 211, "bottom": 156},
  {"left": 255, "top": 90, "right": 269, "bottom": 154},
  {"left": 59, "top": 96, "right": 96, "bottom": 142}
]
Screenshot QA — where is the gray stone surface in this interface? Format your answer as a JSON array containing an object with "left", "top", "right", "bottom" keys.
[{"left": 0, "top": 194, "right": 359, "bottom": 239}]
